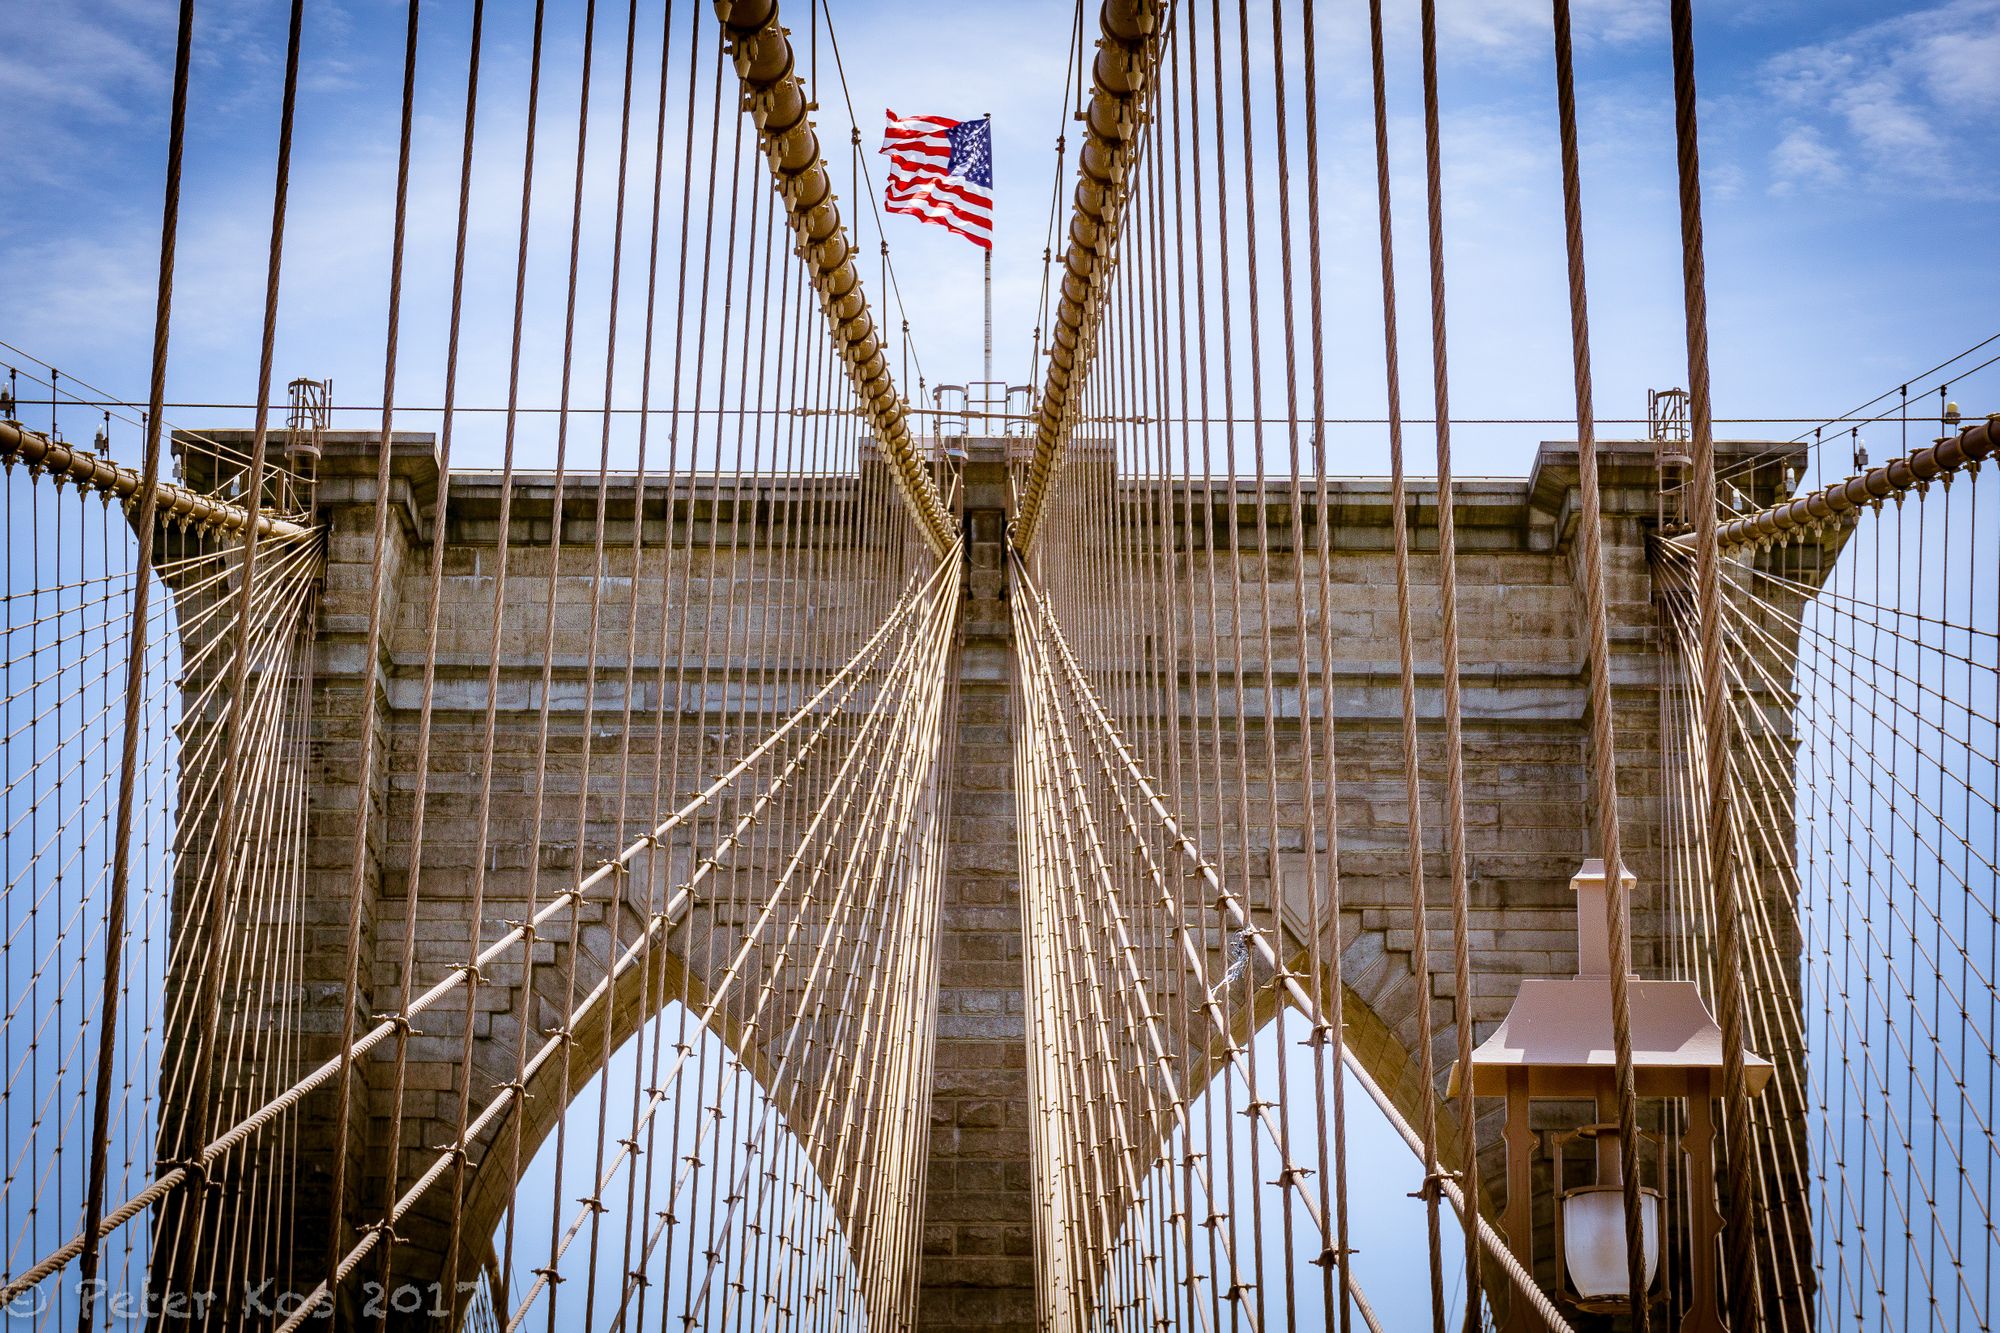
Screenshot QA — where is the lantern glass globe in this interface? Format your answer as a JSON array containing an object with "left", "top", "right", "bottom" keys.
[{"left": 1561, "top": 1185, "right": 1662, "bottom": 1308}]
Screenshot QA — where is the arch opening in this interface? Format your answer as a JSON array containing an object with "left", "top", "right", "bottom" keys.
[
  {"left": 1091, "top": 1009, "right": 1480, "bottom": 1331},
  {"left": 473, "top": 998, "right": 868, "bottom": 1332}
]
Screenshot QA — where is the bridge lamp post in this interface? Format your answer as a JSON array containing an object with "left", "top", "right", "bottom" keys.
[{"left": 1450, "top": 860, "right": 1771, "bottom": 1331}]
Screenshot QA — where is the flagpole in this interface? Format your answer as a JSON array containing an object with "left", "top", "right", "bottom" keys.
[{"left": 983, "top": 112, "right": 993, "bottom": 385}]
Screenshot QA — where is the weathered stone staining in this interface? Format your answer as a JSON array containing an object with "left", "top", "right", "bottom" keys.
[{"left": 173, "top": 428, "right": 1818, "bottom": 1329}]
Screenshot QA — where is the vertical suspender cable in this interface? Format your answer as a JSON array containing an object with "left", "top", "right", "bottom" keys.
[
  {"left": 1545, "top": 1, "right": 1648, "bottom": 1322},
  {"left": 1398, "top": 0, "right": 1487, "bottom": 1312},
  {"left": 1394, "top": 3, "right": 1453, "bottom": 1322},
  {"left": 374, "top": 0, "right": 485, "bottom": 1314},
  {"left": 74, "top": 3, "right": 198, "bottom": 1323},
  {"left": 322, "top": 0, "right": 423, "bottom": 1301},
  {"left": 1297, "top": 2, "right": 1356, "bottom": 1325},
  {"left": 1667, "top": 0, "right": 1763, "bottom": 1319},
  {"left": 438, "top": 0, "right": 548, "bottom": 1307},
  {"left": 163, "top": 0, "right": 308, "bottom": 1300}
]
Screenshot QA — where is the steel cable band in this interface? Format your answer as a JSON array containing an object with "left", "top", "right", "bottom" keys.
[
  {"left": 712, "top": 0, "right": 953, "bottom": 556},
  {"left": 1014, "top": 0, "right": 1166, "bottom": 550},
  {"left": 0, "top": 419, "right": 310, "bottom": 540},
  {"left": 1664, "top": 412, "right": 2000, "bottom": 553}
]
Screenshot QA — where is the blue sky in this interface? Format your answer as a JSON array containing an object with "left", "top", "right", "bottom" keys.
[
  {"left": 2, "top": 0, "right": 1997, "bottom": 477},
  {"left": 2, "top": 0, "right": 1996, "bottom": 1323}
]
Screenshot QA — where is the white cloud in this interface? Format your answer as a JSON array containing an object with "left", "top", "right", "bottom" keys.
[
  {"left": 1769, "top": 124, "right": 1844, "bottom": 195},
  {"left": 1916, "top": 22, "right": 2000, "bottom": 112},
  {"left": 1759, "top": 0, "right": 2000, "bottom": 200},
  {"left": 1425, "top": 0, "right": 1664, "bottom": 58}
]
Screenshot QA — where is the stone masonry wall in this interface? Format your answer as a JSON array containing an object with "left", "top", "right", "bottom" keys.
[
  {"left": 917, "top": 442, "right": 1035, "bottom": 1328},
  {"left": 159, "top": 430, "right": 1817, "bottom": 1329}
]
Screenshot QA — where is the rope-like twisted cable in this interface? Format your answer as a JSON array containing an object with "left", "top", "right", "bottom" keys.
[
  {"left": 713, "top": 0, "right": 953, "bottom": 556},
  {"left": 1546, "top": 1, "right": 1648, "bottom": 1321},
  {"left": 1014, "top": 0, "right": 1166, "bottom": 550},
  {"left": 1666, "top": 0, "right": 1763, "bottom": 1321},
  {"left": 74, "top": 1, "right": 200, "bottom": 1315}
]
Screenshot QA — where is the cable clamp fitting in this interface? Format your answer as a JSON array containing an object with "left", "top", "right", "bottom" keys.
[
  {"left": 1410, "top": 1168, "right": 1463, "bottom": 1204},
  {"left": 1311, "top": 1244, "right": 1360, "bottom": 1268},
  {"left": 1300, "top": 1019, "right": 1343, "bottom": 1048},
  {"left": 165, "top": 1157, "right": 212, "bottom": 1192}
]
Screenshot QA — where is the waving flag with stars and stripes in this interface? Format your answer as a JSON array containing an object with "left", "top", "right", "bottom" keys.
[{"left": 879, "top": 110, "right": 992, "bottom": 250}]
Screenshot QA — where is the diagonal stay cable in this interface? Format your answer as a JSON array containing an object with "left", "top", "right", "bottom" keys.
[
  {"left": 1014, "top": 554, "right": 1577, "bottom": 1333},
  {"left": 0, "top": 557, "right": 952, "bottom": 1308}
]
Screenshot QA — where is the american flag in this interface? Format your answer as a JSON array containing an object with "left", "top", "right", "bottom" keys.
[{"left": 879, "top": 110, "right": 992, "bottom": 250}]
